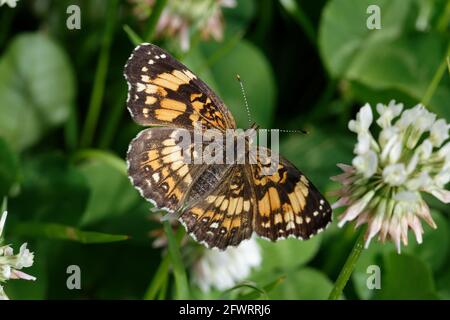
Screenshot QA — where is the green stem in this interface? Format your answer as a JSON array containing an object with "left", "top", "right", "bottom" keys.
[
  {"left": 0, "top": 9, "right": 14, "bottom": 49},
  {"left": 64, "top": 103, "right": 78, "bottom": 151},
  {"left": 144, "top": 0, "right": 168, "bottom": 42},
  {"left": 80, "top": 0, "right": 118, "bottom": 148},
  {"left": 163, "top": 221, "right": 189, "bottom": 299},
  {"left": 447, "top": 56, "right": 450, "bottom": 74},
  {"left": 144, "top": 225, "right": 187, "bottom": 299},
  {"left": 328, "top": 226, "right": 367, "bottom": 300},
  {"left": 421, "top": 43, "right": 450, "bottom": 107},
  {"left": 123, "top": 24, "right": 144, "bottom": 46},
  {"left": 436, "top": 0, "right": 450, "bottom": 33},
  {"left": 98, "top": 89, "right": 128, "bottom": 149},
  {"left": 279, "top": 0, "right": 316, "bottom": 48},
  {"left": 144, "top": 251, "right": 171, "bottom": 300}
]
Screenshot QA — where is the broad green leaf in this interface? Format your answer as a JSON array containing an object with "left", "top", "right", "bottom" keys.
[
  {"left": 77, "top": 154, "right": 134, "bottom": 227},
  {"left": 319, "top": 0, "right": 450, "bottom": 117},
  {"left": 0, "top": 33, "right": 75, "bottom": 150},
  {"left": 374, "top": 252, "right": 438, "bottom": 299},
  {"left": 345, "top": 33, "right": 449, "bottom": 118},
  {"left": 255, "top": 236, "right": 322, "bottom": 274},
  {"left": 200, "top": 40, "right": 277, "bottom": 128},
  {"left": 0, "top": 137, "right": 19, "bottom": 198},
  {"left": 10, "top": 153, "right": 89, "bottom": 226},
  {"left": 77, "top": 159, "right": 153, "bottom": 242},
  {"left": 11, "top": 222, "right": 128, "bottom": 243},
  {"left": 268, "top": 268, "right": 334, "bottom": 300},
  {"left": 319, "top": 0, "right": 412, "bottom": 77}
]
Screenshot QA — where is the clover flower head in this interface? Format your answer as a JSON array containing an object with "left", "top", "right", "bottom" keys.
[
  {"left": 0, "top": 285, "right": 8, "bottom": 300},
  {"left": 0, "top": 0, "right": 19, "bottom": 8},
  {"left": 332, "top": 101, "right": 450, "bottom": 253},
  {"left": 0, "top": 209, "right": 36, "bottom": 299},
  {"left": 131, "top": 0, "right": 236, "bottom": 51},
  {"left": 191, "top": 238, "right": 261, "bottom": 292}
]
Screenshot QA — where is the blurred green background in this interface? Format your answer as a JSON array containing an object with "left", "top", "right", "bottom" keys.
[{"left": 0, "top": 0, "right": 449, "bottom": 299}]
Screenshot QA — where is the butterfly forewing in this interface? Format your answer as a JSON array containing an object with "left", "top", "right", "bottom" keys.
[{"left": 124, "top": 43, "right": 236, "bottom": 130}]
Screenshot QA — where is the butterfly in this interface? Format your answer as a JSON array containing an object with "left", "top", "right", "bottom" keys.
[{"left": 124, "top": 43, "right": 332, "bottom": 250}]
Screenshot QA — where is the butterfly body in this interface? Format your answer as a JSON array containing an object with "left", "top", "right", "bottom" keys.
[{"left": 125, "top": 43, "right": 332, "bottom": 250}]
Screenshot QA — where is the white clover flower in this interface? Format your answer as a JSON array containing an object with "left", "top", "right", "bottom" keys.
[
  {"left": 333, "top": 101, "right": 450, "bottom": 253},
  {"left": 0, "top": 285, "right": 8, "bottom": 300},
  {"left": 0, "top": 0, "right": 19, "bottom": 8},
  {"left": 192, "top": 238, "right": 261, "bottom": 292},
  {"left": 131, "top": 0, "right": 236, "bottom": 51},
  {"left": 0, "top": 209, "right": 36, "bottom": 299}
]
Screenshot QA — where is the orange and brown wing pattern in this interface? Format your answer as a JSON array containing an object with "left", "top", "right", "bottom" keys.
[
  {"left": 127, "top": 127, "right": 207, "bottom": 212},
  {"left": 250, "top": 147, "right": 332, "bottom": 241},
  {"left": 124, "top": 43, "right": 236, "bottom": 130},
  {"left": 179, "top": 165, "right": 254, "bottom": 249}
]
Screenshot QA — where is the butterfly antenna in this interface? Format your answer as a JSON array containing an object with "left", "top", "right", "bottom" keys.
[{"left": 236, "top": 74, "right": 253, "bottom": 128}]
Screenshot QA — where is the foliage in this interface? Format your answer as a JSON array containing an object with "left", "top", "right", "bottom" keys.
[{"left": 0, "top": 0, "right": 448, "bottom": 299}]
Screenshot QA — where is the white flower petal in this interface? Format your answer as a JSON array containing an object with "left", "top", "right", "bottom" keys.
[
  {"left": 383, "top": 164, "right": 407, "bottom": 186},
  {"left": 0, "top": 285, "right": 9, "bottom": 300},
  {"left": 426, "top": 188, "right": 450, "bottom": 204},
  {"left": 191, "top": 238, "right": 261, "bottom": 292},
  {"left": 430, "top": 119, "right": 450, "bottom": 147},
  {"left": 349, "top": 103, "right": 373, "bottom": 133},
  {"left": 338, "top": 191, "right": 375, "bottom": 227},
  {"left": 352, "top": 150, "right": 378, "bottom": 178}
]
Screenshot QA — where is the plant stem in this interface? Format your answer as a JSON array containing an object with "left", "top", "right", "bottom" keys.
[
  {"left": 144, "top": 225, "right": 187, "bottom": 299},
  {"left": 98, "top": 89, "right": 128, "bottom": 149},
  {"left": 328, "top": 226, "right": 366, "bottom": 300},
  {"left": 64, "top": 103, "right": 78, "bottom": 151},
  {"left": 144, "top": 251, "right": 171, "bottom": 300},
  {"left": 80, "top": 0, "right": 118, "bottom": 148},
  {"left": 144, "top": 0, "right": 168, "bottom": 42},
  {"left": 421, "top": 43, "right": 450, "bottom": 107},
  {"left": 123, "top": 24, "right": 144, "bottom": 46},
  {"left": 163, "top": 221, "right": 190, "bottom": 299},
  {"left": 279, "top": 0, "right": 316, "bottom": 48},
  {"left": 436, "top": 0, "right": 450, "bottom": 33}
]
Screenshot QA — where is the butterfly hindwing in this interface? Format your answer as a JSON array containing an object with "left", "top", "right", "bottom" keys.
[
  {"left": 250, "top": 147, "right": 332, "bottom": 241},
  {"left": 180, "top": 165, "right": 254, "bottom": 249},
  {"left": 124, "top": 43, "right": 235, "bottom": 130},
  {"left": 127, "top": 127, "right": 207, "bottom": 211}
]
